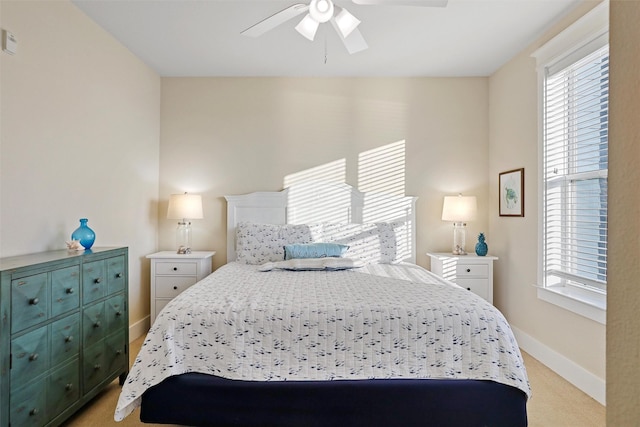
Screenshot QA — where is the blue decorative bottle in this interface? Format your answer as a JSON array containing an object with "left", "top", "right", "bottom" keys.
[
  {"left": 71, "top": 218, "right": 96, "bottom": 249},
  {"left": 475, "top": 232, "right": 488, "bottom": 256}
]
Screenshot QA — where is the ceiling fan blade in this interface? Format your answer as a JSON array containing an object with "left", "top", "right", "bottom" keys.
[
  {"left": 241, "top": 4, "right": 310, "bottom": 37},
  {"left": 331, "top": 19, "right": 368, "bottom": 54},
  {"left": 352, "top": 0, "right": 448, "bottom": 6}
]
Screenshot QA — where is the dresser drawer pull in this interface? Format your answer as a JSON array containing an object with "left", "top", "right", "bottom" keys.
[
  {"left": 65, "top": 383, "right": 73, "bottom": 391},
  {"left": 116, "top": 272, "right": 123, "bottom": 278},
  {"left": 94, "top": 321, "right": 101, "bottom": 328},
  {"left": 116, "top": 350, "right": 123, "bottom": 356},
  {"left": 466, "top": 268, "right": 471, "bottom": 273},
  {"left": 65, "top": 335, "right": 74, "bottom": 343},
  {"left": 467, "top": 287, "right": 471, "bottom": 291},
  {"left": 173, "top": 267, "right": 178, "bottom": 271},
  {"left": 94, "top": 277, "right": 102, "bottom": 284},
  {"left": 115, "top": 311, "right": 122, "bottom": 317},
  {"left": 173, "top": 286, "right": 178, "bottom": 290},
  {"left": 29, "top": 353, "right": 39, "bottom": 362},
  {"left": 66, "top": 287, "right": 75, "bottom": 294},
  {"left": 29, "top": 408, "right": 39, "bottom": 416},
  {"left": 94, "top": 364, "right": 101, "bottom": 371},
  {"left": 29, "top": 297, "right": 39, "bottom": 305}
]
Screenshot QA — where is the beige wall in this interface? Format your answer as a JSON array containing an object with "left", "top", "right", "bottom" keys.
[
  {"left": 488, "top": 0, "right": 606, "bottom": 402},
  {"left": 159, "top": 77, "right": 491, "bottom": 269},
  {"left": 0, "top": 1, "right": 161, "bottom": 332},
  {"left": 607, "top": 1, "right": 640, "bottom": 424}
]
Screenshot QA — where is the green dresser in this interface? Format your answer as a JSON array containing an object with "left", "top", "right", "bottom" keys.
[{"left": 0, "top": 247, "right": 129, "bottom": 427}]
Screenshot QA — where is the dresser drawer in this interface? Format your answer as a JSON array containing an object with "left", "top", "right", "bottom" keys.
[
  {"left": 156, "top": 276, "right": 198, "bottom": 298},
  {"left": 156, "top": 261, "right": 198, "bottom": 276},
  {"left": 11, "top": 325, "right": 49, "bottom": 385},
  {"left": 83, "top": 342, "right": 108, "bottom": 393},
  {"left": 11, "top": 273, "right": 48, "bottom": 333},
  {"left": 48, "top": 359, "right": 80, "bottom": 420},
  {"left": 10, "top": 377, "right": 47, "bottom": 427},
  {"left": 456, "top": 279, "right": 489, "bottom": 301},
  {"left": 106, "top": 294, "right": 126, "bottom": 334},
  {"left": 51, "top": 266, "right": 80, "bottom": 317},
  {"left": 83, "top": 260, "right": 107, "bottom": 304},
  {"left": 50, "top": 313, "right": 80, "bottom": 367},
  {"left": 105, "top": 331, "right": 127, "bottom": 377},
  {"left": 82, "top": 302, "right": 106, "bottom": 348},
  {"left": 455, "top": 264, "right": 489, "bottom": 278},
  {"left": 107, "top": 255, "right": 127, "bottom": 295}
]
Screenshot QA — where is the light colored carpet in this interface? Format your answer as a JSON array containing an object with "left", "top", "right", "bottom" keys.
[{"left": 63, "top": 335, "right": 605, "bottom": 427}]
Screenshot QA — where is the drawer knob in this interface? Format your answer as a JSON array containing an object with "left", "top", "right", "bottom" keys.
[
  {"left": 29, "top": 297, "right": 39, "bottom": 305},
  {"left": 116, "top": 273, "right": 123, "bottom": 278},
  {"left": 116, "top": 350, "right": 123, "bottom": 356},
  {"left": 29, "top": 353, "right": 39, "bottom": 362},
  {"left": 66, "top": 287, "right": 74, "bottom": 294},
  {"left": 173, "top": 286, "right": 178, "bottom": 290},
  {"left": 65, "top": 335, "right": 74, "bottom": 343},
  {"left": 94, "top": 277, "right": 102, "bottom": 284},
  {"left": 115, "top": 311, "right": 122, "bottom": 317},
  {"left": 94, "top": 364, "right": 101, "bottom": 371},
  {"left": 94, "top": 321, "right": 101, "bottom": 328},
  {"left": 467, "top": 287, "right": 471, "bottom": 291},
  {"left": 65, "top": 383, "right": 73, "bottom": 391},
  {"left": 29, "top": 408, "right": 39, "bottom": 416},
  {"left": 466, "top": 268, "right": 471, "bottom": 273},
  {"left": 173, "top": 267, "right": 178, "bottom": 271}
]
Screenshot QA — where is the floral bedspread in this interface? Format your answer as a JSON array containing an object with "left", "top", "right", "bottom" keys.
[{"left": 115, "top": 262, "right": 530, "bottom": 421}]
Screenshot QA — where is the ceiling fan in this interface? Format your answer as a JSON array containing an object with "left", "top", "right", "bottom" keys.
[{"left": 241, "top": 0, "right": 448, "bottom": 54}]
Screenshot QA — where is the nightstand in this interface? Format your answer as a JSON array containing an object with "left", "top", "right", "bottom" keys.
[
  {"left": 427, "top": 252, "right": 498, "bottom": 304},
  {"left": 147, "top": 251, "right": 215, "bottom": 325}
]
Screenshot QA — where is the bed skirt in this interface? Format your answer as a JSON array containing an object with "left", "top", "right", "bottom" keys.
[{"left": 140, "top": 373, "right": 527, "bottom": 427}]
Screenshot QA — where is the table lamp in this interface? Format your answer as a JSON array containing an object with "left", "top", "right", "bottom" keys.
[
  {"left": 441, "top": 194, "right": 477, "bottom": 255},
  {"left": 167, "top": 193, "right": 203, "bottom": 254}
]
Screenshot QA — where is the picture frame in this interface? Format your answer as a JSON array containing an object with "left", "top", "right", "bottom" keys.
[{"left": 499, "top": 168, "right": 524, "bottom": 217}]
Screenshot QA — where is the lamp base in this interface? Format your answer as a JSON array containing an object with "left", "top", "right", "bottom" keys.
[
  {"left": 451, "top": 222, "right": 468, "bottom": 255},
  {"left": 176, "top": 221, "right": 193, "bottom": 254}
]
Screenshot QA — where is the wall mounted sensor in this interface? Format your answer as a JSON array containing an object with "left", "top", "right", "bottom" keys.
[{"left": 2, "top": 30, "right": 17, "bottom": 55}]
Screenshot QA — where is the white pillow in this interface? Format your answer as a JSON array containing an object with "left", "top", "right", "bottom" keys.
[
  {"left": 235, "top": 222, "right": 322, "bottom": 265},
  {"left": 259, "top": 257, "right": 365, "bottom": 272},
  {"left": 321, "top": 222, "right": 407, "bottom": 264}
]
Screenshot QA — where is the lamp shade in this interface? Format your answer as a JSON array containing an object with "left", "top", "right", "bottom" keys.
[
  {"left": 167, "top": 193, "right": 203, "bottom": 220},
  {"left": 441, "top": 194, "right": 477, "bottom": 222}
]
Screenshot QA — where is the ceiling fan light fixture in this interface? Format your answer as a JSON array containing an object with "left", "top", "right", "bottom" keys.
[
  {"left": 334, "top": 7, "right": 360, "bottom": 39},
  {"left": 295, "top": 13, "right": 320, "bottom": 41},
  {"left": 309, "top": 0, "right": 334, "bottom": 23}
]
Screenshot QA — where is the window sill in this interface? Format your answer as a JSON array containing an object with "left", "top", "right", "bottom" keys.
[{"left": 536, "top": 285, "right": 606, "bottom": 325}]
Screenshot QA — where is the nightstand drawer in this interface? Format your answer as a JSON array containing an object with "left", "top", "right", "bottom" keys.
[
  {"left": 457, "top": 279, "right": 489, "bottom": 301},
  {"left": 456, "top": 264, "right": 488, "bottom": 278},
  {"left": 156, "top": 276, "right": 198, "bottom": 298},
  {"left": 156, "top": 262, "right": 198, "bottom": 276}
]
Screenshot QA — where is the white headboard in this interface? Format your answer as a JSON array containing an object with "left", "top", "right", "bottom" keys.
[{"left": 225, "top": 181, "right": 417, "bottom": 263}]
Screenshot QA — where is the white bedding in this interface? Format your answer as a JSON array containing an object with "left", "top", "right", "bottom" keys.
[{"left": 115, "top": 262, "right": 530, "bottom": 421}]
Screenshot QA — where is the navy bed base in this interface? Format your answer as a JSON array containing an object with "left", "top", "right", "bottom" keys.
[{"left": 140, "top": 373, "right": 527, "bottom": 427}]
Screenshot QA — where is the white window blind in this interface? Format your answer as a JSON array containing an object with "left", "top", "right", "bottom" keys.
[{"left": 543, "top": 44, "right": 609, "bottom": 293}]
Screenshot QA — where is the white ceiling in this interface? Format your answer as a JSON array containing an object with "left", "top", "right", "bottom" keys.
[{"left": 71, "top": 0, "right": 582, "bottom": 77}]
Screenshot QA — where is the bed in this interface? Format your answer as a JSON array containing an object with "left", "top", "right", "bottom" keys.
[{"left": 115, "top": 181, "right": 530, "bottom": 426}]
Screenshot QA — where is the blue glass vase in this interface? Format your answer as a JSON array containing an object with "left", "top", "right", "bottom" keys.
[
  {"left": 475, "top": 233, "right": 488, "bottom": 256},
  {"left": 71, "top": 218, "right": 95, "bottom": 249}
]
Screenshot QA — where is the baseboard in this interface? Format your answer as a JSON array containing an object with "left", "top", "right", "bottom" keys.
[
  {"left": 129, "top": 315, "right": 150, "bottom": 342},
  {"left": 511, "top": 326, "right": 606, "bottom": 406}
]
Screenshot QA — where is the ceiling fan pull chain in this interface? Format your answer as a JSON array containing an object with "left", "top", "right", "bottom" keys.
[{"left": 324, "top": 26, "right": 328, "bottom": 64}]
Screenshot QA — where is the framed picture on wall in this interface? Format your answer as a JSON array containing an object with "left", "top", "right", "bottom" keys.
[{"left": 499, "top": 168, "right": 524, "bottom": 217}]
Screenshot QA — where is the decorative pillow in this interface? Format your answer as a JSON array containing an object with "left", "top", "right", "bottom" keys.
[
  {"left": 284, "top": 242, "right": 349, "bottom": 260},
  {"left": 259, "top": 257, "right": 364, "bottom": 272},
  {"left": 235, "top": 222, "right": 323, "bottom": 264},
  {"left": 321, "top": 221, "right": 408, "bottom": 264}
]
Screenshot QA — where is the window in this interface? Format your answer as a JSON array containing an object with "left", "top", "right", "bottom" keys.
[
  {"left": 532, "top": 3, "right": 608, "bottom": 323},
  {"left": 543, "top": 44, "right": 609, "bottom": 293}
]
